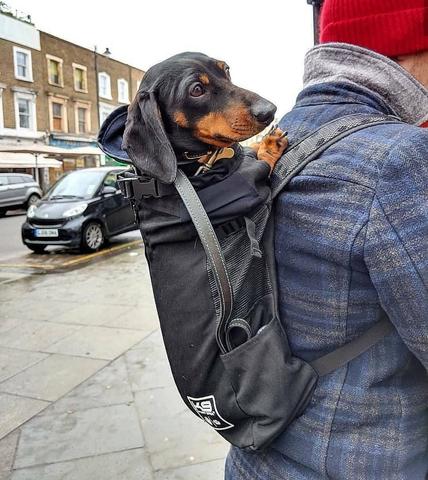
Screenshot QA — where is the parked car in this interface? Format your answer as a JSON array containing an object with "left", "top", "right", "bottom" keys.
[
  {"left": 22, "top": 167, "right": 137, "bottom": 253},
  {"left": 0, "top": 173, "right": 42, "bottom": 217}
]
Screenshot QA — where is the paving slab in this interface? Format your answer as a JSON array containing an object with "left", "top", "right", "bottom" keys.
[
  {"left": 0, "top": 321, "right": 81, "bottom": 351},
  {"left": 0, "top": 354, "right": 107, "bottom": 401},
  {"left": 51, "top": 303, "right": 134, "bottom": 327},
  {"left": 14, "top": 404, "right": 144, "bottom": 468},
  {"left": 134, "top": 386, "right": 187, "bottom": 420},
  {"left": 103, "top": 303, "right": 159, "bottom": 332},
  {"left": 0, "top": 430, "right": 20, "bottom": 480},
  {"left": 0, "top": 348, "right": 48, "bottom": 383},
  {"left": 50, "top": 357, "right": 133, "bottom": 413},
  {"left": 154, "top": 459, "right": 226, "bottom": 480},
  {"left": 141, "top": 410, "right": 229, "bottom": 471},
  {"left": 0, "top": 299, "right": 77, "bottom": 323},
  {"left": 11, "top": 449, "right": 154, "bottom": 480},
  {"left": 125, "top": 332, "right": 175, "bottom": 392},
  {"left": 44, "top": 325, "right": 149, "bottom": 360},
  {"left": 0, "top": 318, "right": 23, "bottom": 336},
  {"left": 0, "top": 393, "right": 48, "bottom": 440}
]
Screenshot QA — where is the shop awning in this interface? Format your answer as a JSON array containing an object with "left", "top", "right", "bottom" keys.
[{"left": 0, "top": 152, "right": 62, "bottom": 168}]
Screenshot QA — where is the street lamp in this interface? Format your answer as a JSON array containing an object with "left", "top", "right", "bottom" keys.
[{"left": 307, "top": 0, "right": 323, "bottom": 44}]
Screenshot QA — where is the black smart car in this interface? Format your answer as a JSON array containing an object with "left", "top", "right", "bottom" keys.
[{"left": 22, "top": 167, "right": 137, "bottom": 253}]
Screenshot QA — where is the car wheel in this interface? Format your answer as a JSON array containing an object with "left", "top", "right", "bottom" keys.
[
  {"left": 0, "top": 209, "right": 6, "bottom": 218},
  {"left": 81, "top": 222, "right": 104, "bottom": 252},
  {"left": 26, "top": 194, "right": 40, "bottom": 209},
  {"left": 27, "top": 244, "right": 46, "bottom": 254}
]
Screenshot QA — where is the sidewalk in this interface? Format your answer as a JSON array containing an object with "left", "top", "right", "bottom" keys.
[{"left": 0, "top": 249, "right": 228, "bottom": 479}]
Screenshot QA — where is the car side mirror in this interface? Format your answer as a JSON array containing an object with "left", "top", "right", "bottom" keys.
[{"left": 101, "top": 185, "right": 117, "bottom": 196}]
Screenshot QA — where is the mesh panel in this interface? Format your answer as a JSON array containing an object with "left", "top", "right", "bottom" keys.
[{"left": 207, "top": 205, "right": 273, "bottom": 329}]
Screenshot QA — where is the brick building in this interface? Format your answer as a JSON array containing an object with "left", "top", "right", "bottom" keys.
[{"left": 0, "top": 8, "right": 144, "bottom": 184}]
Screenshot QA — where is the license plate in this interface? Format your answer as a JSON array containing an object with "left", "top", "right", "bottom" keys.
[{"left": 34, "top": 228, "right": 59, "bottom": 238}]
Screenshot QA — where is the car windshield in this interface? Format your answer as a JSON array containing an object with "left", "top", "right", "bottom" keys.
[{"left": 47, "top": 170, "right": 106, "bottom": 200}]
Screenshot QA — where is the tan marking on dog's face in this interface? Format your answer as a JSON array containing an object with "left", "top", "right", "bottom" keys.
[
  {"left": 193, "top": 105, "right": 265, "bottom": 148},
  {"left": 216, "top": 61, "right": 226, "bottom": 71},
  {"left": 173, "top": 111, "right": 189, "bottom": 128},
  {"left": 199, "top": 73, "right": 210, "bottom": 85}
]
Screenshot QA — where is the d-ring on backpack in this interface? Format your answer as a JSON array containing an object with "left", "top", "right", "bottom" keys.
[{"left": 98, "top": 113, "right": 399, "bottom": 451}]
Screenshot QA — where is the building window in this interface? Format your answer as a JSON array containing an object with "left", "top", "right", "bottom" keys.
[
  {"left": 46, "top": 55, "right": 63, "bottom": 87},
  {"left": 18, "top": 98, "right": 31, "bottom": 128},
  {"left": 48, "top": 96, "right": 68, "bottom": 132},
  {"left": 73, "top": 64, "right": 87, "bottom": 92},
  {"left": 98, "top": 72, "right": 111, "bottom": 99},
  {"left": 78, "top": 107, "right": 86, "bottom": 132},
  {"left": 117, "top": 79, "right": 129, "bottom": 103},
  {"left": 52, "top": 102, "right": 63, "bottom": 131},
  {"left": 14, "top": 92, "right": 36, "bottom": 131},
  {"left": 99, "top": 102, "right": 115, "bottom": 125},
  {"left": 74, "top": 101, "right": 91, "bottom": 135},
  {"left": 13, "top": 46, "right": 33, "bottom": 82}
]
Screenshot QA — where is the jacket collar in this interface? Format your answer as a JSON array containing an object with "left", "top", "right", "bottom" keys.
[{"left": 303, "top": 43, "right": 428, "bottom": 126}]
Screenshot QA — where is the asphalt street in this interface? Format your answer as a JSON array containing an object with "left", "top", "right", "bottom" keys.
[{"left": 0, "top": 211, "right": 142, "bottom": 275}]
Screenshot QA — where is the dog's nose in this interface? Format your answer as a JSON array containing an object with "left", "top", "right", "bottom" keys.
[{"left": 251, "top": 100, "right": 277, "bottom": 124}]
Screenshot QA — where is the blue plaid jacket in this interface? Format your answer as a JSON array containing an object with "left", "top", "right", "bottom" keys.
[{"left": 226, "top": 81, "right": 428, "bottom": 479}]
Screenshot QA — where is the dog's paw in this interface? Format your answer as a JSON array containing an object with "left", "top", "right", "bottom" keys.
[{"left": 256, "top": 125, "right": 288, "bottom": 171}]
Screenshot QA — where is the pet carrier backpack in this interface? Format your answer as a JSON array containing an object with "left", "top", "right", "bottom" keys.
[{"left": 98, "top": 112, "right": 399, "bottom": 451}]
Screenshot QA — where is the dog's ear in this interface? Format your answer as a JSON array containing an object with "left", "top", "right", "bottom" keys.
[{"left": 122, "top": 91, "right": 177, "bottom": 184}]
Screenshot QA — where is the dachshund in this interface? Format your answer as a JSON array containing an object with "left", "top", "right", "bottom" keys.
[{"left": 121, "top": 52, "right": 288, "bottom": 185}]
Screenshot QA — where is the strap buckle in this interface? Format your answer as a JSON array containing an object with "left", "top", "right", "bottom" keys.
[{"left": 117, "top": 174, "right": 160, "bottom": 200}]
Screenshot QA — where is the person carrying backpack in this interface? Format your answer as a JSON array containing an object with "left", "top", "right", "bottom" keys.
[{"left": 226, "top": 0, "right": 428, "bottom": 478}]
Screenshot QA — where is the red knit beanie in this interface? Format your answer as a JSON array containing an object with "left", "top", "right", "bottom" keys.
[{"left": 320, "top": 0, "right": 428, "bottom": 58}]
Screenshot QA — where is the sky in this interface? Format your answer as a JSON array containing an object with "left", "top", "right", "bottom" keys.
[{"left": 8, "top": 0, "right": 315, "bottom": 117}]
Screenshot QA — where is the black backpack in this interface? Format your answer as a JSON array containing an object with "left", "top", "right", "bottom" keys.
[{"left": 98, "top": 112, "right": 398, "bottom": 451}]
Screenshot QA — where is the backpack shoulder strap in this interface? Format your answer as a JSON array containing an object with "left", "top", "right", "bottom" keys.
[
  {"left": 310, "top": 312, "right": 394, "bottom": 376},
  {"left": 271, "top": 113, "right": 401, "bottom": 199},
  {"left": 272, "top": 113, "right": 401, "bottom": 376}
]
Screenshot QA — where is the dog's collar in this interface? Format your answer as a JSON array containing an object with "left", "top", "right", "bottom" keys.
[{"left": 180, "top": 147, "right": 236, "bottom": 175}]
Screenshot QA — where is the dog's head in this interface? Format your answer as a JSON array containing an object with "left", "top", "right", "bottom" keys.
[{"left": 122, "top": 52, "right": 277, "bottom": 183}]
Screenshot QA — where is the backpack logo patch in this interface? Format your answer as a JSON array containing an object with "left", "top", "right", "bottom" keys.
[{"left": 187, "top": 395, "right": 234, "bottom": 430}]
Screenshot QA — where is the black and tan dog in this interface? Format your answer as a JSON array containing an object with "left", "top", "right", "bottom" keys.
[{"left": 119, "top": 52, "right": 288, "bottom": 183}]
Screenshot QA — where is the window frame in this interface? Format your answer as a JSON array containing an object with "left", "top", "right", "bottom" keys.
[
  {"left": 117, "top": 78, "right": 129, "bottom": 103},
  {"left": 48, "top": 95, "right": 68, "bottom": 132},
  {"left": 46, "top": 54, "right": 64, "bottom": 87},
  {"left": 14, "top": 92, "right": 37, "bottom": 131},
  {"left": 98, "top": 72, "right": 112, "bottom": 100},
  {"left": 99, "top": 102, "right": 115, "bottom": 125},
  {"left": 72, "top": 63, "right": 88, "bottom": 93},
  {"left": 13, "top": 46, "right": 33, "bottom": 82},
  {"left": 74, "top": 101, "right": 91, "bottom": 134},
  {"left": 52, "top": 102, "right": 64, "bottom": 131}
]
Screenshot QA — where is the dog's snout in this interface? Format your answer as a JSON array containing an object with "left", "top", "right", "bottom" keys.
[{"left": 251, "top": 100, "right": 277, "bottom": 125}]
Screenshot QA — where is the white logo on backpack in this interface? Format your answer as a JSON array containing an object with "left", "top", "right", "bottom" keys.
[{"left": 187, "top": 395, "right": 234, "bottom": 430}]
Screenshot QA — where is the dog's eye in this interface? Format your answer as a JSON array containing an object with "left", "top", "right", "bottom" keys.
[
  {"left": 224, "top": 66, "right": 231, "bottom": 79},
  {"left": 190, "top": 83, "right": 205, "bottom": 97}
]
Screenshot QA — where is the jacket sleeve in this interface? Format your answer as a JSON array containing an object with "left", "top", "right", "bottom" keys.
[{"left": 364, "top": 129, "right": 428, "bottom": 370}]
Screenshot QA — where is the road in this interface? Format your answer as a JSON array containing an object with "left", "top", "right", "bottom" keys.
[{"left": 0, "top": 211, "right": 142, "bottom": 273}]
